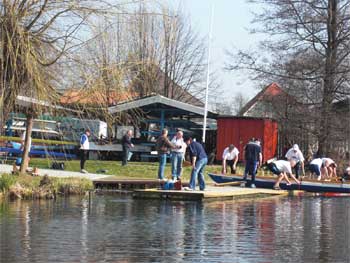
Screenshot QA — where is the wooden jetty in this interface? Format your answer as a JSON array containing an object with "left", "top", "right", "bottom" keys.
[
  {"left": 93, "top": 177, "right": 189, "bottom": 190},
  {"left": 132, "top": 186, "right": 295, "bottom": 201},
  {"left": 92, "top": 177, "right": 306, "bottom": 201}
]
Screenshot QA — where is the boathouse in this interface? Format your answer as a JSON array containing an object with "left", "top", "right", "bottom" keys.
[{"left": 216, "top": 116, "right": 278, "bottom": 162}]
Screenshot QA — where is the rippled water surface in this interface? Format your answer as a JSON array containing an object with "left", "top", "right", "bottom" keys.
[{"left": 1, "top": 195, "right": 350, "bottom": 263}]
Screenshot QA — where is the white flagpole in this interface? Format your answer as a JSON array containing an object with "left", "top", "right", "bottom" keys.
[{"left": 202, "top": 4, "right": 214, "bottom": 143}]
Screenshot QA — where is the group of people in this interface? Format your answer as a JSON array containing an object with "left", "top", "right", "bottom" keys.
[
  {"left": 79, "top": 128, "right": 209, "bottom": 192},
  {"left": 155, "top": 128, "right": 208, "bottom": 191},
  {"left": 79, "top": 128, "right": 135, "bottom": 173},
  {"left": 269, "top": 148, "right": 338, "bottom": 189},
  {"left": 220, "top": 138, "right": 262, "bottom": 188},
  {"left": 79, "top": 127, "right": 344, "bottom": 191},
  {"left": 220, "top": 138, "right": 340, "bottom": 190}
]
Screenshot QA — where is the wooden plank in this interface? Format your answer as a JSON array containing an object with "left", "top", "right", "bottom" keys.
[
  {"left": 132, "top": 186, "right": 289, "bottom": 201},
  {"left": 214, "top": 181, "right": 242, "bottom": 187}
]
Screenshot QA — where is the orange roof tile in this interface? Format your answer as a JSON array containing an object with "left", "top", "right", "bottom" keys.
[{"left": 60, "top": 89, "right": 138, "bottom": 106}]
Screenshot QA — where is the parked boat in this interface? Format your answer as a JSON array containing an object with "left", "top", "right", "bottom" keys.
[{"left": 208, "top": 173, "right": 350, "bottom": 194}]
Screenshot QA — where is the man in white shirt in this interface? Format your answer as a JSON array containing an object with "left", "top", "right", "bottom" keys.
[
  {"left": 222, "top": 144, "right": 239, "bottom": 174},
  {"left": 285, "top": 144, "right": 305, "bottom": 178},
  {"left": 267, "top": 159, "right": 300, "bottom": 190},
  {"left": 310, "top": 158, "right": 337, "bottom": 180},
  {"left": 80, "top": 128, "right": 91, "bottom": 173},
  {"left": 170, "top": 130, "right": 185, "bottom": 180},
  {"left": 322, "top": 158, "right": 337, "bottom": 179}
]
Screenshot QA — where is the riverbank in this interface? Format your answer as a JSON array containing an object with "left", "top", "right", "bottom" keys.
[
  {"left": 0, "top": 159, "right": 273, "bottom": 200},
  {"left": 27, "top": 158, "right": 260, "bottom": 180},
  {"left": 0, "top": 173, "right": 93, "bottom": 200}
]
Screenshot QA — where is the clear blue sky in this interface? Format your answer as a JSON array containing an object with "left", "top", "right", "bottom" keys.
[{"left": 171, "top": 0, "right": 262, "bottom": 102}]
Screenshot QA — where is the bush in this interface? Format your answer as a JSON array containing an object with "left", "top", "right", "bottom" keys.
[{"left": 0, "top": 174, "right": 17, "bottom": 192}]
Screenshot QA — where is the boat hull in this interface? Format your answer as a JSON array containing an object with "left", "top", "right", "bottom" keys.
[{"left": 208, "top": 173, "right": 350, "bottom": 194}]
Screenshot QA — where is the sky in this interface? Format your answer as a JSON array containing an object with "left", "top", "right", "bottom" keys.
[{"left": 171, "top": 0, "right": 262, "bottom": 103}]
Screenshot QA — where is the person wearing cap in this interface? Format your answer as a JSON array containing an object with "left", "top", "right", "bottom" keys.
[
  {"left": 183, "top": 137, "right": 208, "bottom": 191},
  {"left": 267, "top": 159, "right": 300, "bottom": 190},
  {"left": 222, "top": 144, "right": 239, "bottom": 174},
  {"left": 80, "top": 128, "right": 91, "bottom": 173},
  {"left": 170, "top": 130, "right": 185, "bottom": 180},
  {"left": 285, "top": 144, "right": 305, "bottom": 179},
  {"left": 243, "top": 138, "right": 262, "bottom": 188}
]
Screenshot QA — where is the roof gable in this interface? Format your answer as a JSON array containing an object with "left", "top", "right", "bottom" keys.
[
  {"left": 239, "top": 83, "right": 287, "bottom": 116},
  {"left": 108, "top": 94, "right": 215, "bottom": 117}
]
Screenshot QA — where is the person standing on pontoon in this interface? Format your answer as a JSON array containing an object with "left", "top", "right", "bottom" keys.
[
  {"left": 156, "top": 128, "right": 179, "bottom": 180},
  {"left": 170, "top": 130, "right": 185, "bottom": 181},
  {"left": 184, "top": 136, "right": 208, "bottom": 191}
]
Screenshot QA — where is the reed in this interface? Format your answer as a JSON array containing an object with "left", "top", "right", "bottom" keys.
[
  {"left": 0, "top": 174, "right": 17, "bottom": 192},
  {"left": 0, "top": 173, "right": 93, "bottom": 200}
]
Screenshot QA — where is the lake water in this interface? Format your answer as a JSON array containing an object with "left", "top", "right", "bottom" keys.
[{"left": 0, "top": 194, "right": 350, "bottom": 263}]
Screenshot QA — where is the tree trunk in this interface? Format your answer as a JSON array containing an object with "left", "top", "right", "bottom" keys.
[
  {"left": 20, "top": 113, "right": 34, "bottom": 173},
  {"left": 317, "top": 0, "right": 337, "bottom": 157}
]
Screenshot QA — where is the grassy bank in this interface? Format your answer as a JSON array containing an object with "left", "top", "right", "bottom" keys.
[
  {"left": 28, "top": 158, "right": 230, "bottom": 181},
  {"left": 28, "top": 158, "right": 272, "bottom": 180},
  {"left": 0, "top": 158, "right": 274, "bottom": 200},
  {"left": 0, "top": 173, "right": 93, "bottom": 200}
]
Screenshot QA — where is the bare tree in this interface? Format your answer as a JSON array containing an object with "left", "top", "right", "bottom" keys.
[
  {"left": 124, "top": 3, "right": 209, "bottom": 104},
  {"left": 0, "top": 0, "right": 142, "bottom": 172},
  {"left": 227, "top": 0, "right": 350, "bottom": 156}
]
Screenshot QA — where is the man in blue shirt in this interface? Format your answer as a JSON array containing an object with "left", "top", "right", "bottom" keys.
[
  {"left": 243, "top": 138, "right": 262, "bottom": 188},
  {"left": 184, "top": 137, "right": 208, "bottom": 191}
]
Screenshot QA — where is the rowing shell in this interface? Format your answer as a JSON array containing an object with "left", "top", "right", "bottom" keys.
[{"left": 208, "top": 173, "right": 350, "bottom": 194}]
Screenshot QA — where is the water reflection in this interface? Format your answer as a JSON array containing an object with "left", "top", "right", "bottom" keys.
[{"left": 1, "top": 196, "right": 350, "bottom": 262}]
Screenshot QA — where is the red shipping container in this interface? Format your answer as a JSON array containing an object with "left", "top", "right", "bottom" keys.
[{"left": 216, "top": 117, "right": 278, "bottom": 162}]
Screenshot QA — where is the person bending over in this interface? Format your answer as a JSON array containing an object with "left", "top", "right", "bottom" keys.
[
  {"left": 267, "top": 159, "right": 300, "bottom": 190},
  {"left": 222, "top": 144, "right": 239, "bottom": 175}
]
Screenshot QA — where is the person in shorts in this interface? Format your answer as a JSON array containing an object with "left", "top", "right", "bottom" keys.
[{"left": 267, "top": 159, "right": 300, "bottom": 190}]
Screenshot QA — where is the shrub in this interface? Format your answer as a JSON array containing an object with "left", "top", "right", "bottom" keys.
[{"left": 0, "top": 174, "right": 17, "bottom": 192}]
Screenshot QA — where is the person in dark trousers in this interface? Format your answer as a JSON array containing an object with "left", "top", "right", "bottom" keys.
[
  {"left": 285, "top": 144, "right": 305, "bottom": 179},
  {"left": 184, "top": 137, "right": 208, "bottom": 191},
  {"left": 222, "top": 144, "right": 239, "bottom": 174},
  {"left": 80, "top": 129, "right": 91, "bottom": 173},
  {"left": 122, "top": 129, "right": 134, "bottom": 166},
  {"left": 243, "top": 138, "right": 262, "bottom": 188}
]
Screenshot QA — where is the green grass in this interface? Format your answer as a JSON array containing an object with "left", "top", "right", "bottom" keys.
[
  {"left": 29, "top": 158, "right": 224, "bottom": 181},
  {"left": 0, "top": 173, "right": 93, "bottom": 198},
  {"left": 0, "top": 174, "right": 17, "bottom": 192},
  {"left": 29, "top": 158, "right": 272, "bottom": 181}
]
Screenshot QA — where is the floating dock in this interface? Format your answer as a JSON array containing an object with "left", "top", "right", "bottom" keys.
[
  {"left": 132, "top": 186, "right": 293, "bottom": 201},
  {"left": 92, "top": 178, "right": 306, "bottom": 201},
  {"left": 93, "top": 178, "right": 189, "bottom": 190}
]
